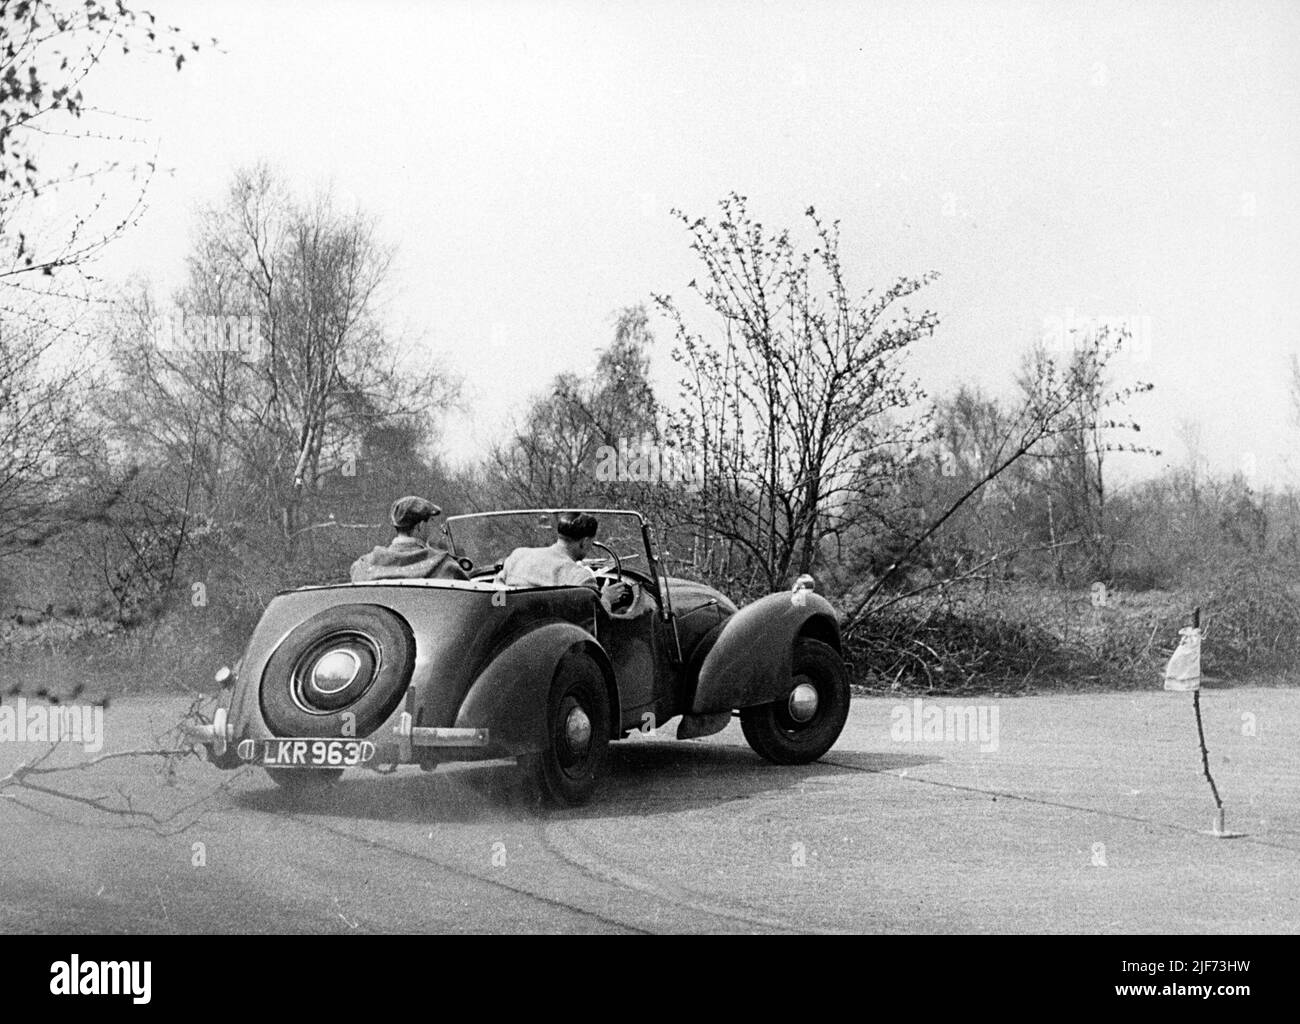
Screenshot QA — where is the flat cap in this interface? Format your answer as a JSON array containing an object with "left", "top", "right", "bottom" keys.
[{"left": 390, "top": 495, "right": 442, "bottom": 530}]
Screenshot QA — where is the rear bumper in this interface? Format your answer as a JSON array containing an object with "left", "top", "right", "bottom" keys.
[
  {"left": 391, "top": 711, "right": 490, "bottom": 762},
  {"left": 186, "top": 705, "right": 492, "bottom": 769}
]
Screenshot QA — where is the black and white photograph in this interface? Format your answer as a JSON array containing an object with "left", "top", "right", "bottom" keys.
[{"left": 0, "top": 0, "right": 1294, "bottom": 984}]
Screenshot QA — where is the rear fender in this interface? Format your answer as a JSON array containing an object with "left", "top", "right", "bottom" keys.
[
  {"left": 453, "top": 622, "right": 617, "bottom": 755},
  {"left": 691, "top": 591, "right": 840, "bottom": 714}
]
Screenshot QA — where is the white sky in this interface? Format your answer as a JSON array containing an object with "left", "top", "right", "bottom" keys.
[{"left": 72, "top": 0, "right": 1300, "bottom": 484}]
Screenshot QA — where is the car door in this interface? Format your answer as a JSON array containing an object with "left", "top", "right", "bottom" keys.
[{"left": 595, "top": 580, "right": 664, "bottom": 729}]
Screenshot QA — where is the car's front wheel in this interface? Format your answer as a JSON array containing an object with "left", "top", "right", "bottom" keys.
[
  {"left": 740, "top": 638, "right": 849, "bottom": 764},
  {"left": 520, "top": 653, "right": 610, "bottom": 807}
]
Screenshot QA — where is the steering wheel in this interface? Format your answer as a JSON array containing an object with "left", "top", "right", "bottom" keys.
[
  {"left": 590, "top": 541, "right": 641, "bottom": 615},
  {"left": 589, "top": 541, "right": 623, "bottom": 580}
]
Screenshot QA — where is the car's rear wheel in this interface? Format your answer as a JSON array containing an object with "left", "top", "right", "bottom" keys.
[
  {"left": 520, "top": 653, "right": 610, "bottom": 807},
  {"left": 740, "top": 638, "right": 849, "bottom": 764},
  {"left": 260, "top": 604, "right": 414, "bottom": 738}
]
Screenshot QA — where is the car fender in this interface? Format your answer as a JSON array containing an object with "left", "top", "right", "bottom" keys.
[
  {"left": 453, "top": 621, "right": 618, "bottom": 755},
  {"left": 690, "top": 591, "right": 841, "bottom": 714}
]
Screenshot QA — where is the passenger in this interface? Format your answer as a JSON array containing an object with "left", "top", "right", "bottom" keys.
[
  {"left": 495, "top": 511, "right": 632, "bottom": 613},
  {"left": 350, "top": 495, "right": 468, "bottom": 582}
]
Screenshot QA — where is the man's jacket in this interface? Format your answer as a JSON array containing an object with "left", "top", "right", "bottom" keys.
[{"left": 349, "top": 536, "right": 467, "bottom": 582}]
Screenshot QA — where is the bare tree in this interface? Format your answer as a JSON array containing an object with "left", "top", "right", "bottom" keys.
[
  {"left": 839, "top": 332, "right": 1154, "bottom": 632},
  {"left": 654, "top": 194, "right": 937, "bottom": 596},
  {"left": 96, "top": 166, "right": 459, "bottom": 581},
  {"left": 908, "top": 384, "right": 1040, "bottom": 578},
  {"left": 0, "top": 307, "right": 91, "bottom": 553},
  {"left": 0, "top": 1, "right": 203, "bottom": 569},
  {"left": 486, "top": 305, "right": 659, "bottom": 508},
  {"left": 1, "top": 0, "right": 204, "bottom": 284}
]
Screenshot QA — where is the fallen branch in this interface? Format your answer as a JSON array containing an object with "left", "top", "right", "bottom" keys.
[{"left": 0, "top": 697, "right": 245, "bottom": 835}]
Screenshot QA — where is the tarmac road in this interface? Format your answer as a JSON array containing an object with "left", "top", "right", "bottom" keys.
[{"left": 1, "top": 688, "right": 1297, "bottom": 933}]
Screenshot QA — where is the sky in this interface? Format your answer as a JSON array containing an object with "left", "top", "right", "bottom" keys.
[{"left": 61, "top": 0, "right": 1300, "bottom": 484}]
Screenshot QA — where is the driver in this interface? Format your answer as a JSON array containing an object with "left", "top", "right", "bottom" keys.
[{"left": 494, "top": 511, "right": 633, "bottom": 613}]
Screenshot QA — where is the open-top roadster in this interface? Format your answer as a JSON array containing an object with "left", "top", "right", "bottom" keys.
[{"left": 188, "top": 509, "right": 850, "bottom": 805}]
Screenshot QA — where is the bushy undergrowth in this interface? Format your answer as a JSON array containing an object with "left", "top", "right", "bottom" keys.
[
  {"left": 843, "top": 572, "right": 1300, "bottom": 694},
  {"left": 1199, "top": 557, "right": 1300, "bottom": 677},
  {"left": 5, "top": 566, "right": 1300, "bottom": 701},
  {"left": 846, "top": 606, "right": 1090, "bottom": 694},
  {"left": 843, "top": 588, "right": 1182, "bottom": 694}
]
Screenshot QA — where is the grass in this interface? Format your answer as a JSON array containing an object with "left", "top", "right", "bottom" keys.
[{"left": 0, "top": 612, "right": 246, "bottom": 704}]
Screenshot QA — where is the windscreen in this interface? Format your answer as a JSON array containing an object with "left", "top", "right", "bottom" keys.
[{"left": 443, "top": 511, "right": 648, "bottom": 574}]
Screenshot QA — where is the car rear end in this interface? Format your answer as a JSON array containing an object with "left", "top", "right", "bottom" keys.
[{"left": 192, "top": 578, "right": 600, "bottom": 778}]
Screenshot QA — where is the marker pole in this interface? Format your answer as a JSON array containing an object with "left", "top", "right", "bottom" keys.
[{"left": 1189, "top": 606, "right": 1239, "bottom": 838}]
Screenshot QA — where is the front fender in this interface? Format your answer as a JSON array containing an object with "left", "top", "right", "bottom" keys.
[
  {"left": 691, "top": 591, "right": 840, "bottom": 714},
  {"left": 453, "top": 621, "right": 616, "bottom": 755}
]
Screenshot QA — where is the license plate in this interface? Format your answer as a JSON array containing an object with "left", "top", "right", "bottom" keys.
[{"left": 237, "top": 738, "right": 376, "bottom": 768}]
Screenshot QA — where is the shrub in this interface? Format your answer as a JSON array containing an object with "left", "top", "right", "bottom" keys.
[{"left": 1199, "top": 555, "right": 1300, "bottom": 675}]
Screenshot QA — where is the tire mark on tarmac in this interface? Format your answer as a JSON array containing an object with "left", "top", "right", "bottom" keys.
[
  {"left": 282, "top": 813, "right": 654, "bottom": 933},
  {"left": 822, "top": 758, "right": 1300, "bottom": 853},
  {"left": 538, "top": 821, "right": 836, "bottom": 934}
]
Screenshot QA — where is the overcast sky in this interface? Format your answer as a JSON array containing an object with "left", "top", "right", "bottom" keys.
[{"left": 84, "top": 0, "right": 1300, "bottom": 484}]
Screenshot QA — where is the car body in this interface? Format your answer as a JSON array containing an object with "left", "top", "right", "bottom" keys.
[{"left": 188, "top": 509, "right": 850, "bottom": 805}]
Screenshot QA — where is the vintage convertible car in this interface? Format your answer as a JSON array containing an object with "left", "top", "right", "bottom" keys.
[{"left": 187, "top": 509, "right": 850, "bottom": 805}]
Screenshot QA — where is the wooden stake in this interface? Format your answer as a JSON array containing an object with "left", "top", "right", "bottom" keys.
[{"left": 1189, "top": 606, "right": 1239, "bottom": 837}]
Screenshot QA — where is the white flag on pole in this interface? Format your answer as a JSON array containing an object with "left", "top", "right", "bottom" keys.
[{"left": 1164, "top": 626, "right": 1202, "bottom": 691}]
